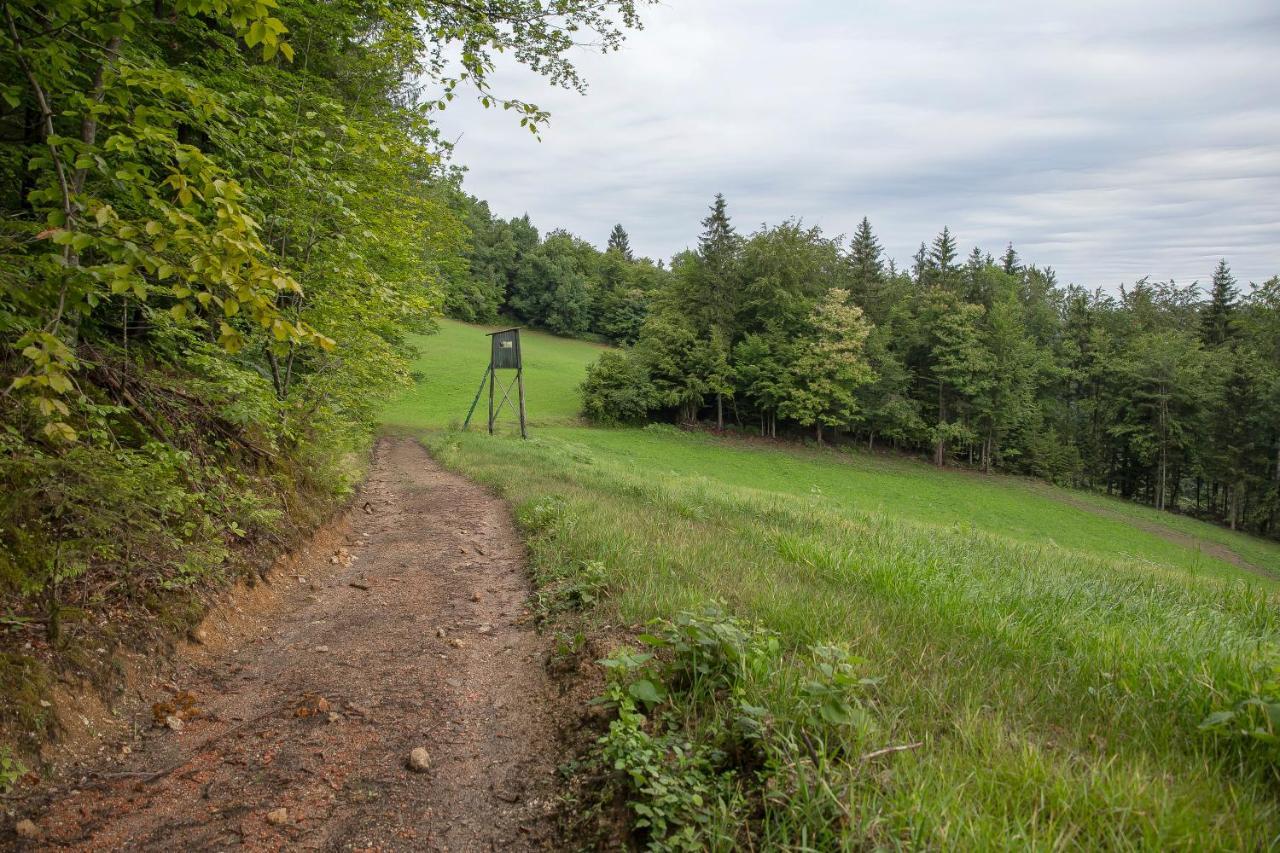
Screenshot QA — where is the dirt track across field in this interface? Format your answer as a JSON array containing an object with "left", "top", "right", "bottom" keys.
[
  {"left": 23, "top": 437, "right": 564, "bottom": 850},
  {"left": 1026, "top": 482, "right": 1275, "bottom": 581}
]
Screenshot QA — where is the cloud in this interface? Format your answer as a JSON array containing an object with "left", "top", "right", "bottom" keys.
[{"left": 432, "top": 0, "right": 1280, "bottom": 288}]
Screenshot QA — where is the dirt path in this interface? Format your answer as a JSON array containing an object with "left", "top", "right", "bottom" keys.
[
  {"left": 24, "top": 437, "right": 565, "bottom": 850},
  {"left": 1025, "top": 482, "right": 1275, "bottom": 580}
]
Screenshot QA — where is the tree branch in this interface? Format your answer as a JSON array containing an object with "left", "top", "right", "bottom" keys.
[
  {"left": 72, "top": 33, "right": 122, "bottom": 196},
  {"left": 4, "top": 4, "right": 74, "bottom": 230}
]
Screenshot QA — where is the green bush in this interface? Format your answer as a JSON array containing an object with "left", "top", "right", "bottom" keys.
[
  {"left": 595, "top": 605, "right": 882, "bottom": 850},
  {"left": 581, "top": 350, "right": 659, "bottom": 424}
]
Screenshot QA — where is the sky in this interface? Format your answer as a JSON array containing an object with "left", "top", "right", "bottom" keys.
[{"left": 434, "top": 0, "right": 1280, "bottom": 290}]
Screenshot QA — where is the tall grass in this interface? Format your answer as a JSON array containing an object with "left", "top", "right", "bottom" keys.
[{"left": 428, "top": 428, "right": 1280, "bottom": 848}]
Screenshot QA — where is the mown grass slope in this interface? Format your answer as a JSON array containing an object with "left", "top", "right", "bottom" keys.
[
  {"left": 382, "top": 319, "right": 608, "bottom": 430},
  {"left": 386, "top": 322, "right": 1280, "bottom": 847}
]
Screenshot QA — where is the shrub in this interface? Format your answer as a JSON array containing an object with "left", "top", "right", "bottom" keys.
[
  {"left": 580, "top": 350, "right": 658, "bottom": 424},
  {"left": 594, "top": 605, "right": 882, "bottom": 850}
]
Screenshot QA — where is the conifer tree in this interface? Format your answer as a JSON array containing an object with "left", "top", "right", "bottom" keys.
[
  {"left": 1001, "top": 243, "right": 1022, "bottom": 276},
  {"left": 699, "top": 193, "right": 739, "bottom": 269},
  {"left": 1201, "top": 259, "right": 1238, "bottom": 347},
  {"left": 849, "top": 217, "right": 884, "bottom": 282},
  {"left": 693, "top": 194, "right": 743, "bottom": 421},
  {"left": 848, "top": 217, "right": 885, "bottom": 320},
  {"left": 912, "top": 242, "right": 931, "bottom": 284},
  {"left": 607, "top": 223, "right": 634, "bottom": 260},
  {"left": 929, "top": 227, "right": 960, "bottom": 289}
]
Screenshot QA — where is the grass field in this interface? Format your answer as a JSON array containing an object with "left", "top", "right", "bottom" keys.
[
  {"left": 385, "top": 320, "right": 1280, "bottom": 848},
  {"left": 382, "top": 320, "right": 609, "bottom": 430}
]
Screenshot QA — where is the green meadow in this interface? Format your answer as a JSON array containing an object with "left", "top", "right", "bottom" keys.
[
  {"left": 382, "top": 319, "right": 609, "bottom": 430},
  {"left": 386, "top": 320, "right": 1280, "bottom": 848}
]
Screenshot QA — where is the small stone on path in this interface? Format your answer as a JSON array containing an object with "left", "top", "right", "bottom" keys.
[
  {"left": 15, "top": 819, "right": 40, "bottom": 839},
  {"left": 266, "top": 807, "right": 289, "bottom": 825},
  {"left": 407, "top": 747, "right": 431, "bottom": 773}
]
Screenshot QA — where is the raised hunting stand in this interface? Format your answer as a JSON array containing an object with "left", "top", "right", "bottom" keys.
[{"left": 462, "top": 327, "right": 527, "bottom": 438}]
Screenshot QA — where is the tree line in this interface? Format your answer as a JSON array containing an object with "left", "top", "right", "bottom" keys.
[
  {"left": 443, "top": 195, "right": 671, "bottom": 344},
  {"left": 448, "top": 195, "right": 1280, "bottom": 539}
]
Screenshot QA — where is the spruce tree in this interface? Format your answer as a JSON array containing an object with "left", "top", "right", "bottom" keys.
[
  {"left": 699, "top": 193, "right": 738, "bottom": 262},
  {"left": 1001, "top": 242, "right": 1022, "bottom": 276},
  {"left": 965, "top": 246, "right": 984, "bottom": 279},
  {"left": 929, "top": 227, "right": 959, "bottom": 288},
  {"left": 691, "top": 193, "right": 742, "bottom": 335},
  {"left": 848, "top": 217, "right": 885, "bottom": 320},
  {"left": 695, "top": 194, "right": 742, "bottom": 421},
  {"left": 1200, "top": 259, "right": 1238, "bottom": 347},
  {"left": 912, "top": 242, "right": 931, "bottom": 284},
  {"left": 607, "top": 223, "right": 633, "bottom": 260},
  {"left": 964, "top": 245, "right": 991, "bottom": 306},
  {"left": 849, "top": 217, "right": 884, "bottom": 282}
]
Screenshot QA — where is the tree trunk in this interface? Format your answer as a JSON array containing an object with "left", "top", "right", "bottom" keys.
[
  {"left": 716, "top": 394, "right": 723, "bottom": 430},
  {"left": 816, "top": 422, "right": 823, "bottom": 444}
]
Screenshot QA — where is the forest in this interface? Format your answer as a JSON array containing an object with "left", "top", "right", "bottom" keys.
[{"left": 446, "top": 195, "right": 1280, "bottom": 539}]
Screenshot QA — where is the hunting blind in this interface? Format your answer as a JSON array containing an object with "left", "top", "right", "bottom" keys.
[{"left": 463, "top": 328, "right": 527, "bottom": 438}]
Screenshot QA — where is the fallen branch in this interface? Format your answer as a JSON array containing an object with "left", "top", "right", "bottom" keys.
[{"left": 859, "top": 741, "right": 923, "bottom": 762}]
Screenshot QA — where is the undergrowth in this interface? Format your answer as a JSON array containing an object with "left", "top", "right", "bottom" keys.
[
  {"left": 0, "top": 342, "right": 374, "bottom": 765},
  {"left": 596, "top": 605, "right": 887, "bottom": 850}
]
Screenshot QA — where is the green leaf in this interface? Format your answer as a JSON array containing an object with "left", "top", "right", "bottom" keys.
[
  {"left": 819, "top": 697, "right": 855, "bottom": 726},
  {"left": 1199, "top": 710, "right": 1236, "bottom": 729},
  {"left": 627, "top": 679, "right": 664, "bottom": 706}
]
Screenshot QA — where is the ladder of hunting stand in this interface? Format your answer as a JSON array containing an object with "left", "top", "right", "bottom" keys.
[{"left": 463, "top": 327, "right": 526, "bottom": 438}]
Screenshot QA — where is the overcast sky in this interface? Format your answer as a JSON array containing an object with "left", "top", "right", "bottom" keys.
[{"left": 434, "top": 0, "right": 1280, "bottom": 290}]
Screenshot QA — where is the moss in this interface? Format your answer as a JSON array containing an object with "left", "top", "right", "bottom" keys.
[{"left": 0, "top": 653, "right": 53, "bottom": 753}]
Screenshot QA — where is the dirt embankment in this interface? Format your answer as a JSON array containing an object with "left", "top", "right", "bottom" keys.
[{"left": 7, "top": 437, "right": 575, "bottom": 850}]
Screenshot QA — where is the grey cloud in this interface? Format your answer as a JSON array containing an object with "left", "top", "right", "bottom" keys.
[{"left": 434, "top": 0, "right": 1280, "bottom": 287}]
